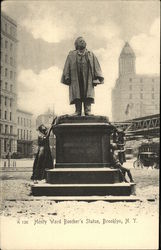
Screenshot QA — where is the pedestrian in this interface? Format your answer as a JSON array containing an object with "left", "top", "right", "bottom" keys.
[
  {"left": 31, "top": 124, "right": 53, "bottom": 183},
  {"left": 110, "top": 143, "right": 134, "bottom": 183}
]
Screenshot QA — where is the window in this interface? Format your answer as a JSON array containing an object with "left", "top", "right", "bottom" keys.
[
  {"left": 10, "top": 126, "right": 13, "bottom": 134},
  {"left": 0, "top": 80, "right": 2, "bottom": 90},
  {"left": 152, "top": 79, "right": 154, "bottom": 83},
  {"left": 152, "top": 93, "right": 154, "bottom": 99},
  {"left": 1, "top": 66, "right": 3, "bottom": 76},
  {"left": 140, "top": 78, "right": 143, "bottom": 83},
  {"left": 5, "top": 68, "right": 8, "bottom": 77},
  {"left": 9, "top": 140, "right": 12, "bottom": 152},
  {"left": 129, "top": 85, "right": 132, "bottom": 91},
  {"left": 18, "top": 117, "right": 20, "bottom": 124},
  {"left": 129, "top": 78, "right": 132, "bottom": 82},
  {"left": 5, "top": 97, "right": 7, "bottom": 106},
  {"left": 24, "top": 130, "right": 25, "bottom": 139},
  {"left": 0, "top": 124, "right": 2, "bottom": 134},
  {"left": 1, "top": 38, "right": 3, "bottom": 48},
  {"left": 10, "top": 99, "right": 12, "bottom": 107},
  {"left": 152, "top": 86, "right": 154, "bottom": 91},
  {"left": 5, "top": 82, "right": 8, "bottom": 90},
  {"left": 5, "top": 54, "right": 8, "bottom": 63},
  {"left": 27, "top": 130, "right": 28, "bottom": 140},
  {"left": 21, "top": 117, "right": 23, "bottom": 125},
  {"left": 10, "top": 57, "right": 13, "bottom": 66},
  {"left": 24, "top": 118, "right": 26, "bottom": 126},
  {"left": 5, "top": 125, "right": 8, "bottom": 134},
  {"left": 10, "top": 42, "right": 13, "bottom": 51},
  {"left": 5, "top": 111, "right": 7, "bottom": 120},
  {"left": 10, "top": 84, "right": 13, "bottom": 92},
  {"left": 5, "top": 40, "right": 8, "bottom": 49},
  {"left": 10, "top": 112, "right": 12, "bottom": 121},
  {"left": 21, "top": 129, "right": 23, "bottom": 139},
  {"left": 0, "top": 109, "right": 1, "bottom": 119},
  {"left": 140, "top": 93, "right": 143, "bottom": 99},
  {"left": 140, "top": 85, "right": 143, "bottom": 91},
  {"left": 10, "top": 71, "right": 13, "bottom": 79},
  {"left": 4, "top": 139, "right": 7, "bottom": 152},
  {"left": 5, "top": 23, "right": 7, "bottom": 32}
]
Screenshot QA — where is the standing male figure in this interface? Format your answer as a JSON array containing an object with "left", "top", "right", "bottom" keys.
[{"left": 61, "top": 37, "right": 104, "bottom": 116}]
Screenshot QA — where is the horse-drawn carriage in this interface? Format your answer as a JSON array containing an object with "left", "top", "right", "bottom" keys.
[
  {"left": 133, "top": 141, "right": 159, "bottom": 169},
  {"left": 133, "top": 152, "right": 159, "bottom": 169}
]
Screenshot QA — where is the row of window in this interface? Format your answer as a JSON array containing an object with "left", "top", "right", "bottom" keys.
[
  {"left": 129, "top": 93, "right": 155, "bottom": 99},
  {"left": 0, "top": 70, "right": 16, "bottom": 81},
  {"left": 17, "top": 129, "right": 32, "bottom": 140},
  {"left": 0, "top": 123, "right": 13, "bottom": 135},
  {"left": 128, "top": 85, "right": 155, "bottom": 91},
  {"left": 1, "top": 38, "right": 14, "bottom": 51},
  {"left": 0, "top": 81, "right": 14, "bottom": 92},
  {"left": 0, "top": 96, "right": 13, "bottom": 107},
  {"left": 0, "top": 110, "right": 12, "bottom": 121},
  {"left": 1, "top": 56, "right": 15, "bottom": 66},
  {"left": 2, "top": 21, "right": 16, "bottom": 37},
  {"left": 129, "top": 78, "right": 155, "bottom": 83},
  {"left": 1, "top": 68, "right": 16, "bottom": 79},
  {"left": 17, "top": 117, "right": 32, "bottom": 127}
]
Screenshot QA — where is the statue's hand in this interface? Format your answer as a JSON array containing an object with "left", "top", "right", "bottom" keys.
[{"left": 93, "top": 79, "right": 99, "bottom": 86}]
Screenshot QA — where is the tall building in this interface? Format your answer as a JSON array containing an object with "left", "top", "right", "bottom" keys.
[
  {"left": 17, "top": 109, "right": 33, "bottom": 157},
  {"left": 112, "top": 42, "right": 160, "bottom": 121},
  {"left": 0, "top": 12, "right": 18, "bottom": 158}
]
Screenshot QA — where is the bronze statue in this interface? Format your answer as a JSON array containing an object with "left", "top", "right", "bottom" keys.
[{"left": 61, "top": 37, "right": 104, "bottom": 116}]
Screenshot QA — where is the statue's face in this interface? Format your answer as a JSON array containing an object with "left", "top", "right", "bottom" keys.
[{"left": 76, "top": 37, "right": 86, "bottom": 50}]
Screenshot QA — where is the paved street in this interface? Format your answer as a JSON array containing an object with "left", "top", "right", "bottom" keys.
[{"left": 0, "top": 158, "right": 159, "bottom": 250}]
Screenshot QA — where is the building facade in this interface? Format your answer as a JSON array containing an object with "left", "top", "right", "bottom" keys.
[
  {"left": 112, "top": 42, "right": 160, "bottom": 122},
  {"left": 0, "top": 12, "right": 18, "bottom": 158},
  {"left": 17, "top": 109, "right": 33, "bottom": 157}
]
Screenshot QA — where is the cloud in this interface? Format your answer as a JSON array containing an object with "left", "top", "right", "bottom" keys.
[
  {"left": 87, "top": 21, "right": 123, "bottom": 118},
  {"left": 21, "top": 2, "right": 76, "bottom": 43},
  {"left": 17, "top": 66, "right": 73, "bottom": 116},
  {"left": 130, "top": 18, "right": 160, "bottom": 74}
]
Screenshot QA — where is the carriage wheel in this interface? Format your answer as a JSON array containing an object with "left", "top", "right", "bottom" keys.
[{"left": 133, "top": 160, "right": 143, "bottom": 168}]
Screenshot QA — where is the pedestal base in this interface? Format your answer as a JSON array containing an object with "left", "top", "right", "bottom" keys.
[{"left": 31, "top": 182, "right": 136, "bottom": 197}]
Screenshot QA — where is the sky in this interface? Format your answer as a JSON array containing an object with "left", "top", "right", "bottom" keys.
[{"left": 2, "top": 0, "right": 160, "bottom": 119}]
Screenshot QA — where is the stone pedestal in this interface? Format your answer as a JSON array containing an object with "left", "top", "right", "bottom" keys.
[
  {"left": 54, "top": 115, "right": 112, "bottom": 167},
  {"left": 31, "top": 115, "right": 136, "bottom": 198}
]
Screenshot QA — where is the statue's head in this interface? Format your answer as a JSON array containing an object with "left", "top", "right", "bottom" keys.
[{"left": 74, "top": 37, "right": 86, "bottom": 50}]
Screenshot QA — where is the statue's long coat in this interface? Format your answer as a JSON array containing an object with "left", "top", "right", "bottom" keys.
[{"left": 61, "top": 50, "right": 104, "bottom": 104}]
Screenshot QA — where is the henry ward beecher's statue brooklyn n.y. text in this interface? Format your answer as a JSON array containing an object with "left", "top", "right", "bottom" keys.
[{"left": 61, "top": 37, "right": 104, "bottom": 116}]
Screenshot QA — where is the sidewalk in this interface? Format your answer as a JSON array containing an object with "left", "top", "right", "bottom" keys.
[{"left": 0, "top": 158, "right": 34, "bottom": 169}]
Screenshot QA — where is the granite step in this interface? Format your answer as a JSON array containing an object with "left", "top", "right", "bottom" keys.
[
  {"left": 46, "top": 168, "right": 124, "bottom": 184},
  {"left": 31, "top": 183, "right": 136, "bottom": 196}
]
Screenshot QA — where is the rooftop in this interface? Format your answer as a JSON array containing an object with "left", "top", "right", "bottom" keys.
[{"left": 120, "top": 42, "right": 135, "bottom": 58}]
